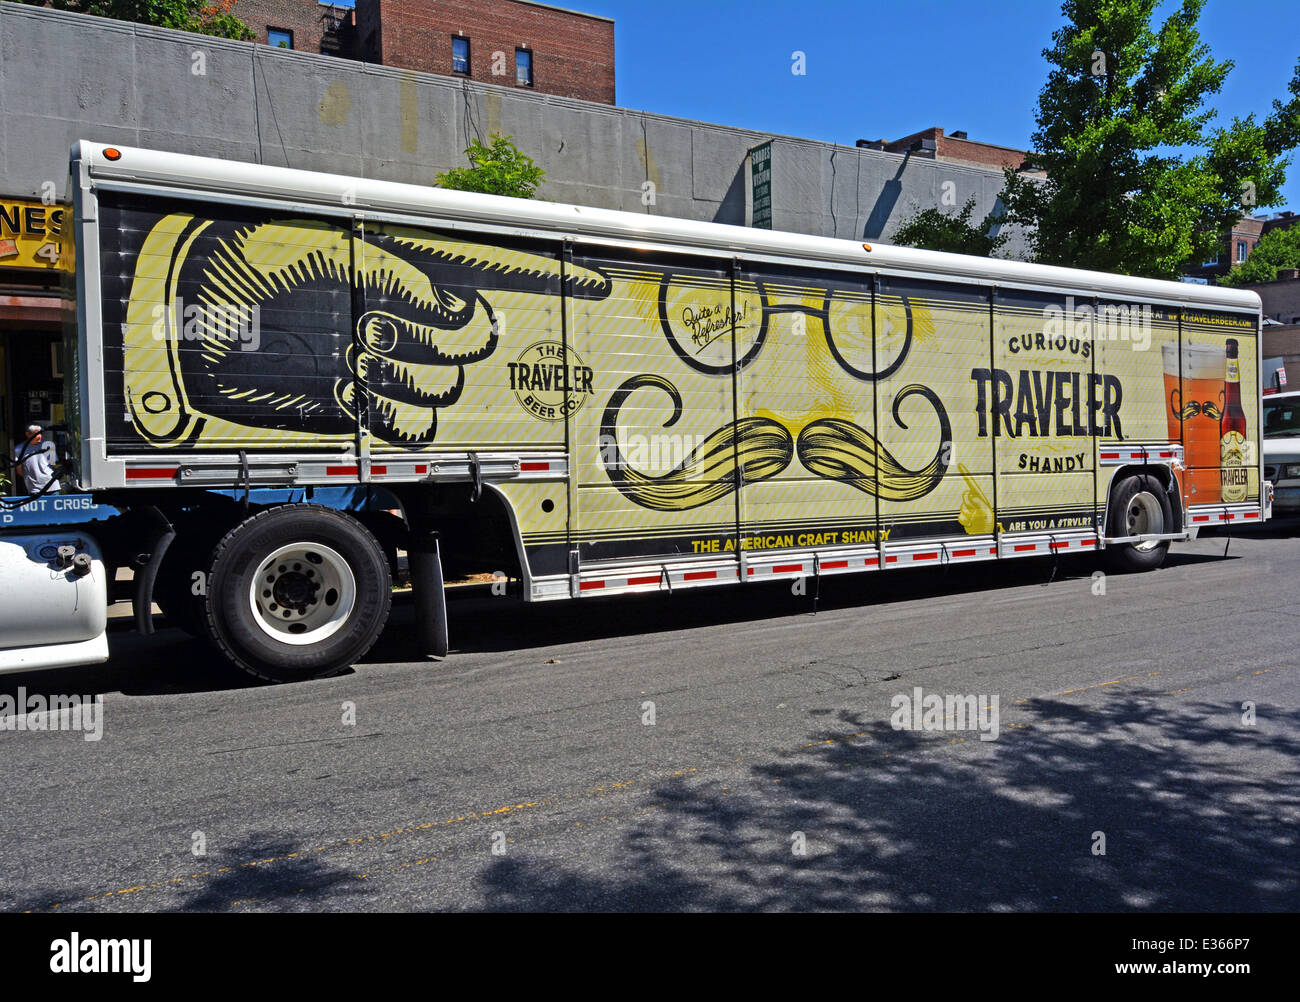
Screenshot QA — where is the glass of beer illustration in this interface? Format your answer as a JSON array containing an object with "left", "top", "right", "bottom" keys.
[{"left": 1163, "top": 341, "right": 1225, "bottom": 504}]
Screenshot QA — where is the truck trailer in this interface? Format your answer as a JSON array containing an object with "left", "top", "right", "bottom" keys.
[{"left": 0, "top": 142, "right": 1269, "bottom": 681}]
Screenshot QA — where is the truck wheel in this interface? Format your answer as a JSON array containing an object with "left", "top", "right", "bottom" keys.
[
  {"left": 202, "top": 505, "right": 391, "bottom": 682},
  {"left": 1105, "top": 475, "right": 1172, "bottom": 572}
]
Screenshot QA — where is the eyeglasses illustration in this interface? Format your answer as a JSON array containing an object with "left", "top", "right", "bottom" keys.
[{"left": 655, "top": 273, "right": 915, "bottom": 382}]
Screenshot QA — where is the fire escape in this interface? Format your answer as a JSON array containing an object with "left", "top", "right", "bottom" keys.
[{"left": 319, "top": 3, "right": 356, "bottom": 58}]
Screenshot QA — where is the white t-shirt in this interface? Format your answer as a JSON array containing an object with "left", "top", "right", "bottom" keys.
[{"left": 19, "top": 442, "right": 59, "bottom": 493}]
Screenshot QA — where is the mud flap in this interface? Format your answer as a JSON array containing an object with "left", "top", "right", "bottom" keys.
[
  {"left": 409, "top": 530, "right": 449, "bottom": 658},
  {"left": 133, "top": 507, "right": 176, "bottom": 637}
]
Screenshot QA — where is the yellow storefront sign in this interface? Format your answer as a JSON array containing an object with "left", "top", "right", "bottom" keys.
[{"left": 0, "top": 198, "right": 70, "bottom": 270}]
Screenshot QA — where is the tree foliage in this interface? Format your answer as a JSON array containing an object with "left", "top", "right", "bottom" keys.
[
  {"left": 436, "top": 135, "right": 546, "bottom": 199},
  {"left": 1218, "top": 224, "right": 1300, "bottom": 286},
  {"left": 19, "top": 0, "right": 255, "bottom": 40},
  {"left": 891, "top": 196, "right": 1009, "bottom": 257},
  {"left": 999, "top": 0, "right": 1300, "bottom": 279}
]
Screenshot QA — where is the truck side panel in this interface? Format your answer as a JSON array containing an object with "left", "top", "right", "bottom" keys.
[
  {"left": 734, "top": 262, "right": 880, "bottom": 555},
  {"left": 567, "top": 246, "right": 740, "bottom": 565},
  {"left": 1176, "top": 310, "right": 1261, "bottom": 509},
  {"left": 992, "top": 287, "right": 1097, "bottom": 535},
  {"left": 100, "top": 194, "right": 356, "bottom": 451},
  {"left": 78, "top": 180, "right": 1266, "bottom": 591},
  {"left": 873, "top": 276, "right": 994, "bottom": 544}
]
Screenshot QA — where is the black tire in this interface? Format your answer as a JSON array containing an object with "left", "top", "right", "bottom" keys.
[
  {"left": 1105, "top": 474, "right": 1173, "bottom": 572},
  {"left": 201, "top": 505, "right": 392, "bottom": 682}
]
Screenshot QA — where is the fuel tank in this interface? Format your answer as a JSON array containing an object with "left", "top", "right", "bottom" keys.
[{"left": 0, "top": 530, "right": 108, "bottom": 674}]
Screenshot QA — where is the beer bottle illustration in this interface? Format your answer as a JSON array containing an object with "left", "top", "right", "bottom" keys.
[{"left": 1220, "top": 338, "right": 1248, "bottom": 502}]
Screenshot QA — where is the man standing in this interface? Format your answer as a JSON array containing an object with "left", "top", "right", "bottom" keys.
[{"left": 19, "top": 424, "right": 59, "bottom": 494}]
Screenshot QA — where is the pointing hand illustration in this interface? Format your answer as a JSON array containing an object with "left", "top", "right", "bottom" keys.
[{"left": 124, "top": 214, "right": 610, "bottom": 447}]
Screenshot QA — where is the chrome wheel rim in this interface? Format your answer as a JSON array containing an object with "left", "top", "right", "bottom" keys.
[
  {"left": 248, "top": 542, "right": 356, "bottom": 645},
  {"left": 1125, "top": 492, "right": 1164, "bottom": 552}
]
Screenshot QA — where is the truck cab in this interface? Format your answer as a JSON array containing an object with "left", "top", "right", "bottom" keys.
[{"left": 1263, "top": 390, "right": 1300, "bottom": 516}]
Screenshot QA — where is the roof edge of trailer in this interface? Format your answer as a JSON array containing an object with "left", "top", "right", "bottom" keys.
[{"left": 73, "top": 141, "right": 1263, "bottom": 314}]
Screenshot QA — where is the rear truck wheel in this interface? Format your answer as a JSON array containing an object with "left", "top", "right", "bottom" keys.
[
  {"left": 1105, "top": 474, "right": 1173, "bottom": 573},
  {"left": 202, "top": 505, "right": 391, "bottom": 682}
]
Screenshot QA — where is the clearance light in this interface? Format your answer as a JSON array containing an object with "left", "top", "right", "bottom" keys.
[
  {"left": 862, "top": 243, "right": 873, "bottom": 252},
  {"left": 103, "top": 148, "right": 122, "bottom": 161}
]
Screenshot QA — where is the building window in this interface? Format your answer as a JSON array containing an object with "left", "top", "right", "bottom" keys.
[
  {"left": 452, "top": 36, "right": 470, "bottom": 75},
  {"left": 268, "top": 28, "right": 292, "bottom": 49},
  {"left": 516, "top": 48, "right": 533, "bottom": 87},
  {"left": 1237, "top": 240, "right": 1249, "bottom": 262}
]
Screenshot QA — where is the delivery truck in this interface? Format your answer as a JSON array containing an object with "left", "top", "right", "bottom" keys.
[{"left": 0, "top": 142, "right": 1270, "bottom": 682}]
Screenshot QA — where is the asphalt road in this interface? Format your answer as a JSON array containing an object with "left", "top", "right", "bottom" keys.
[{"left": 2, "top": 526, "right": 1298, "bottom": 912}]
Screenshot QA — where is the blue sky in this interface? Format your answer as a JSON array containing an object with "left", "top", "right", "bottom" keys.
[{"left": 571, "top": 0, "right": 1300, "bottom": 213}]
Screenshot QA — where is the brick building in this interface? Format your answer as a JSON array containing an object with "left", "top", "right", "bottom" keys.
[
  {"left": 858, "top": 127, "right": 1035, "bottom": 173},
  {"left": 1183, "top": 212, "right": 1300, "bottom": 284},
  {"left": 1248, "top": 275, "right": 1300, "bottom": 327},
  {"left": 234, "top": 0, "right": 616, "bottom": 104},
  {"left": 1184, "top": 215, "right": 1267, "bottom": 283},
  {"left": 233, "top": 0, "right": 354, "bottom": 55},
  {"left": 1263, "top": 210, "right": 1300, "bottom": 236}
]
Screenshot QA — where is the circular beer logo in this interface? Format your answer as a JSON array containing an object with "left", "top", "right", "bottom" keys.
[{"left": 508, "top": 341, "right": 594, "bottom": 422}]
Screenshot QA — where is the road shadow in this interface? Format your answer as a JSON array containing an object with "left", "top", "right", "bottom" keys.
[
  {"left": 0, "top": 631, "right": 262, "bottom": 704},
  {"left": 406, "top": 549, "right": 1237, "bottom": 657},
  {"left": 1, "top": 542, "right": 1247, "bottom": 695},
  {"left": 1203, "top": 517, "right": 1300, "bottom": 540},
  {"left": 1, "top": 833, "right": 367, "bottom": 913},
  {"left": 1161, "top": 548, "right": 1239, "bottom": 566},
  {"left": 473, "top": 691, "right": 1300, "bottom": 911}
]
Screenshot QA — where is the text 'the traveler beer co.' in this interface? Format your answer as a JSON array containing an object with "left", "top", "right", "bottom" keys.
[{"left": 1221, "top": 338, "right": 1249, "bottom": 502}]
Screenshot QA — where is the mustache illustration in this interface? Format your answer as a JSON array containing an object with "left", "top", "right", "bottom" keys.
[
  {"left": 599, "top": 375, "right": 794, "bottom": 511},
  {"left": 600, "top": 377, "right": 951, "bottom": 510},
  {"left": 797, "top": 385, "right": 951, "bottom": 502},
  {"left": 1171, "top": 400, "right": 1224, "bottom": 420}
]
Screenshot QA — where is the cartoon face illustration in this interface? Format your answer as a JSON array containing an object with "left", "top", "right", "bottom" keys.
[
  {"left": 120, "top": 212, "right": 610, "bottom": 448},
  {"left": 597, "top": 286, "right": 953, "bottom": 512}
]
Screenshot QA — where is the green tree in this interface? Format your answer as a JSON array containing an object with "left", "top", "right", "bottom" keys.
[
  {"left": 999, "top": 0, "right": 1300, "bottom": 279},
  {"left": 13, "top": 0, "right": 254, "bottom": 40},
  {"left": 436, "top": 135, "right": 546, "bottom": 199},
  {"left": 891, "top": 196, "right": 1009, "bottom": 257},
  {"left": 1218, "top": 224, "right": 1300, "bottom": 286}
]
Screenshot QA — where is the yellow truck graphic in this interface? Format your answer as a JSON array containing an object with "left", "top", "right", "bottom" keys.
[{"left": 44, "top": 142, "right": 1267, "bottom": 680}]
